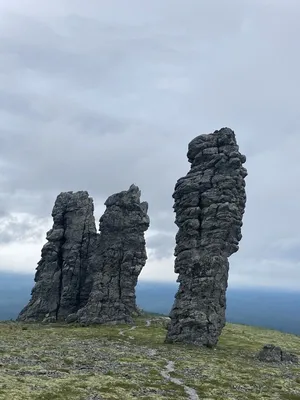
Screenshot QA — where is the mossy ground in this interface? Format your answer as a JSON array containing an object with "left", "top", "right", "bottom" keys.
[{"left": 0, "top": 314, "right": 299, "bottom": 399}]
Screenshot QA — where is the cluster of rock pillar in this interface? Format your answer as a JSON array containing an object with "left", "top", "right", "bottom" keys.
[
  {"left": 18, "top": 127, "right": 247, "bottom": 347},
  {"left": 17, "top": 184, "right": 150, "bottom": 325}
]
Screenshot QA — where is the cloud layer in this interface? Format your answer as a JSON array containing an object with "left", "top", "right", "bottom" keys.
[{"left": 0, "top": 0, "right": 300, "bottom": 289}]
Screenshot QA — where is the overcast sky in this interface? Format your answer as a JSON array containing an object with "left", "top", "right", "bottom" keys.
[{"left": 0, "top": 0, "right": 299, "bottom": 290}]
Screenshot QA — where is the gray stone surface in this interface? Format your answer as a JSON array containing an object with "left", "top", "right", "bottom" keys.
[
  {"left": 165, "top": 127, "right": 247, "bottom": 347},
  {"left": 258, "top": 344, "right": 299, "bottom": 364},
  {"left": 77, "top": 184, "right": 150, "bottom": 325},
  {"left": 17, "top": 191, "right": 97, "bottom": 322}
]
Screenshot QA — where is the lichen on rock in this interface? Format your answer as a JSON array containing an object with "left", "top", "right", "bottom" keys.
[{"left": 165, "top": 127, "right": 247, "bottom": 347}]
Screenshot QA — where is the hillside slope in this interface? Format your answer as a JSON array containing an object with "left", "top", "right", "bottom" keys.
[{"left": 0, "top": 316, "right": 299, "bottom": 400}]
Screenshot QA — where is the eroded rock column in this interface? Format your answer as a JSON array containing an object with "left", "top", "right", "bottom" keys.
[
  {"left": 165, "top": 128, "right": 247, "bottom": 346},
  {"left": 17, "top": 191, "right": 97, "bottom": 322},
  {"left": 77, "top": 184, "right": 150, "bottom": 325}
]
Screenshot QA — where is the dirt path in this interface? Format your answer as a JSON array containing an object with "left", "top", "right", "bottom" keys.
[
  {"left": 118, "top": 325, "right": 136, "bottom": 337},
  {"left": 119, "top": 319, "right": 199, "bottom": 399},
  {"left": 160, "top": 360, "right": 200, "bottom": 400}
]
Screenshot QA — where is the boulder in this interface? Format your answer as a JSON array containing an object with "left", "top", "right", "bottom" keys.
[{"left": 258, "top": 344, "right": 298, "bottom": 364}]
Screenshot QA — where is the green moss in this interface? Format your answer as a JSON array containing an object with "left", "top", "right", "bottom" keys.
[
  {"left": 63, "top": 357, "right": 74, "bottom": 366},
  {"left": 281, "top": 394, "right": 300, "bottom": 400}
]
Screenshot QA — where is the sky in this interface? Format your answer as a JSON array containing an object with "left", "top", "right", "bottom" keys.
[{"left": 0, "top": 0, "right": 299, "bottom": 290}]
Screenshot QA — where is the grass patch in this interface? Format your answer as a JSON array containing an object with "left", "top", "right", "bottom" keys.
[{"left": 0, "top": 317, "right": 299, "bottom": 399}]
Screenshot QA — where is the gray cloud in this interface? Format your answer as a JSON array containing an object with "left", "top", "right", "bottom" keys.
[
  {"left": 0, "top": 214, "right": 49, "bottom": 244},
  {"left": 0, "top": 0, "right": 299, "bottom": 288},
  {"left": 146, "top": 233, "right": 175, "bottom": 260}
]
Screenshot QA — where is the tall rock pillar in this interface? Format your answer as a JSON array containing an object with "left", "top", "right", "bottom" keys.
[
  {"left": 165, "top": 128, "right": 247, "bottom": 346},
  {"left": 17, "top": 191, "right": 97, "bottom": 322},
  {"left": 77, "top": 184, "right": 150, "bottom": 325}
]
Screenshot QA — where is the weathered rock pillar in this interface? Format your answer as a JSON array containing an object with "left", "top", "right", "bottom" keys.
[
  {"left": 77, "top": 184, "right": 150, "bottom": 325},
  {"left": 17, "top": 191, "right": 97, "bottom": 322},
  {"left": 165, "top": 128, "right": 247, "bottom": 346}
]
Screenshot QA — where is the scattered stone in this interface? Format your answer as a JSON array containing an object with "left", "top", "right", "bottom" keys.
[
  {"left": 165, "top": 128, "right": 247, "bottom": 347},
  {"left": 146, "top": 349, "right": 157, "bottom": 357},
  {"left": 65, "top": 313, "right": 79, "bottom": 324},
  {"left": 77, "top": 184, "right": 150, "bottom": 325},
  {"left": 258, "top": 344, "right": 298, "bottom": 364},
  {"left": 42, "top": 316, "right": 56, "bottom": 324},
  {"left": 17, "top": 191, "right": 98, "bottom": 322}
]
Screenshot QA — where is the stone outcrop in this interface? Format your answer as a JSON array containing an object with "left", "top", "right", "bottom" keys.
[
  {"left": 17, "top": 191, "right": 98, "bottom": 322},
  {"left": 18, "top": 185, "right": 149, "bottom": 325},
  {"left": 165, "top": 127, "right": 247, "bottom": 347},
  {"left": 258, "top": 344, "right": 299, "bottom": 364},
  {"left": 77, "top": 184, "right": 150, "bottom": 325}
]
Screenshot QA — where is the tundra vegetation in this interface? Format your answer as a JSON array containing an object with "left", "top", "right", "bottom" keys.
[{"left": 0, "top": 314, "right": 299, "bottom": 400}]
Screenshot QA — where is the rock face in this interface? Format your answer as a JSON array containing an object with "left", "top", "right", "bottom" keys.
[
  {"left": 18, "top": 185, "right": 149, "bottom": 325},
  {"left": 165, "top": 128, "right": 247, "bottom": 347},
  {"left": 77, "top": 184, "right": 150, "bottom": 325},
  {"left": 17, "top": 191, "right": 98, "bottom": 322},
  {"left": 258, "top": 344, "right": 299, "bottom": 364}
]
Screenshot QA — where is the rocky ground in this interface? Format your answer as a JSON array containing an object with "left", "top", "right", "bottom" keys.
[{"left": 0, "top": 314, "right": 299, "bottom": 400}]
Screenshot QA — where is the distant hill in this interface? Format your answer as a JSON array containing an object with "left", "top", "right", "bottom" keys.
[
  {"left": 0, "top": 272, "right": 299, "bottom": 335},
  {"left": 136, "top": 280, "right": 300, "bottom": 335},
  {"left": 0, "top": 272, "right": 34, "bottom": 320}
]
